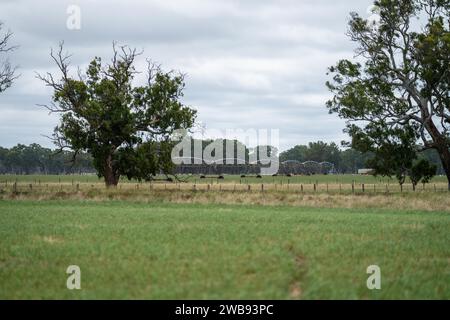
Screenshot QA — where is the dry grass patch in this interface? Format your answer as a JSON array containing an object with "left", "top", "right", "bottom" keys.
[{"left": 2, "top": 187, "right": 450, "bottom": 212}]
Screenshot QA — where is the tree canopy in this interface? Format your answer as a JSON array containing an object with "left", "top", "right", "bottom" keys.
[
  {"left": 37, "top": 43, "right": 197, "bottom": 186},
  {"left": 326, "top": 0, "right": 450, "bottom": 189}
]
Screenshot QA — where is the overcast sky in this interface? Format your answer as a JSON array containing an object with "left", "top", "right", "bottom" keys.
[{"left": 0, "top": 0, "right": 375, "bottom": 151}]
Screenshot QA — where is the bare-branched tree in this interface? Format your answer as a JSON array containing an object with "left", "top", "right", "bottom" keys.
[{"left": 0, "top": 22, "right": 18, "bottom": 93}]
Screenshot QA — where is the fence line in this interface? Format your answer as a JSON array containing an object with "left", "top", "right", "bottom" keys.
[{"left": 2, "top": 181, "right": 449, "bottom": 195}]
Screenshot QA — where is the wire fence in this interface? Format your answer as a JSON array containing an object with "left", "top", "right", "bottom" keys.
[{"left": 2, "top": 179, "right": 449, "bottom": 195}]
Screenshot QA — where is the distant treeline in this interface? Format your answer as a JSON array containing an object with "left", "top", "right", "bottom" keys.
[
  {"left": 0, "top": 144, "right": 94, "bottom": 175},
  {"left": 0, "top": 141, "right": 445, "bottom": 175},
  {"left": 279, "top": 141, "right": 445, "bottom": 175}
]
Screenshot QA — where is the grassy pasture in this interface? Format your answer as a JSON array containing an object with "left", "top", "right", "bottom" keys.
[
  {"left": 0, "top": 200, "right": 449, "bottom": 299},
  {"left": 2, "top": 186, "right": 450, "bottom": 212},
  {"left": 1, "top": 174, "right": 449, "bottom": 299},
  {"left": 1, "top": 174, "right": 449, "bottom": 195},
  {"left": 1, "top": 173, "right": 448, "bottom": 185}
]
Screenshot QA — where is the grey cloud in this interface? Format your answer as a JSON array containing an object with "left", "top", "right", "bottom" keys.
[{"left": 0, "top": 0, "right": 375, "bottom": 151}]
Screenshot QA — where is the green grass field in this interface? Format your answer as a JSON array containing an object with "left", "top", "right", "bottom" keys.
[
  {"left": 1, "top": 174, "right": 449, "bottom": 197},
  {"left": 1, "top": 173, "right": 448, "bottom": 185},
  {"left": 1, "top": 200, "right": 449, "bottom": 299}
]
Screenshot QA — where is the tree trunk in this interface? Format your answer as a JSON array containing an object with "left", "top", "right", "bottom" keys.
[
  {"left": 425, "top": 120, "right": 450, "bottom": 191},
  {"left": 104, "top": 154, "right": 119, "bottom": 188},
  {"left": 437, "top": 147, "right": 450, "bottom": 191}
]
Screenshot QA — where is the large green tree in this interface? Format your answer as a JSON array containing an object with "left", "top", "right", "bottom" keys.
[
  {"left": 326, "top": 0, "right": 450, "bottom": 189},
  {"left": 37, "top": 43, "right": 196, "bottom": 186}
]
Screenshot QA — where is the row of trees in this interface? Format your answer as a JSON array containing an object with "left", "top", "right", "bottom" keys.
[
  {"left": 0, "top": 144, "right": 94, "bottom": 175},
  {"left": 1, "top": 140, "right": 444, "bottom": 179},
  {"left": 0, "top": 141, "right": 348, "bottom": 175},
  {"left": 0, "top": 139, "right": 277, "bottom": 176},
  {"left": 279, "top": 141, "right": 444, "bottom": 176},
  {"left": 280, "top": 142, "right": 369, "bottom": 173}
]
